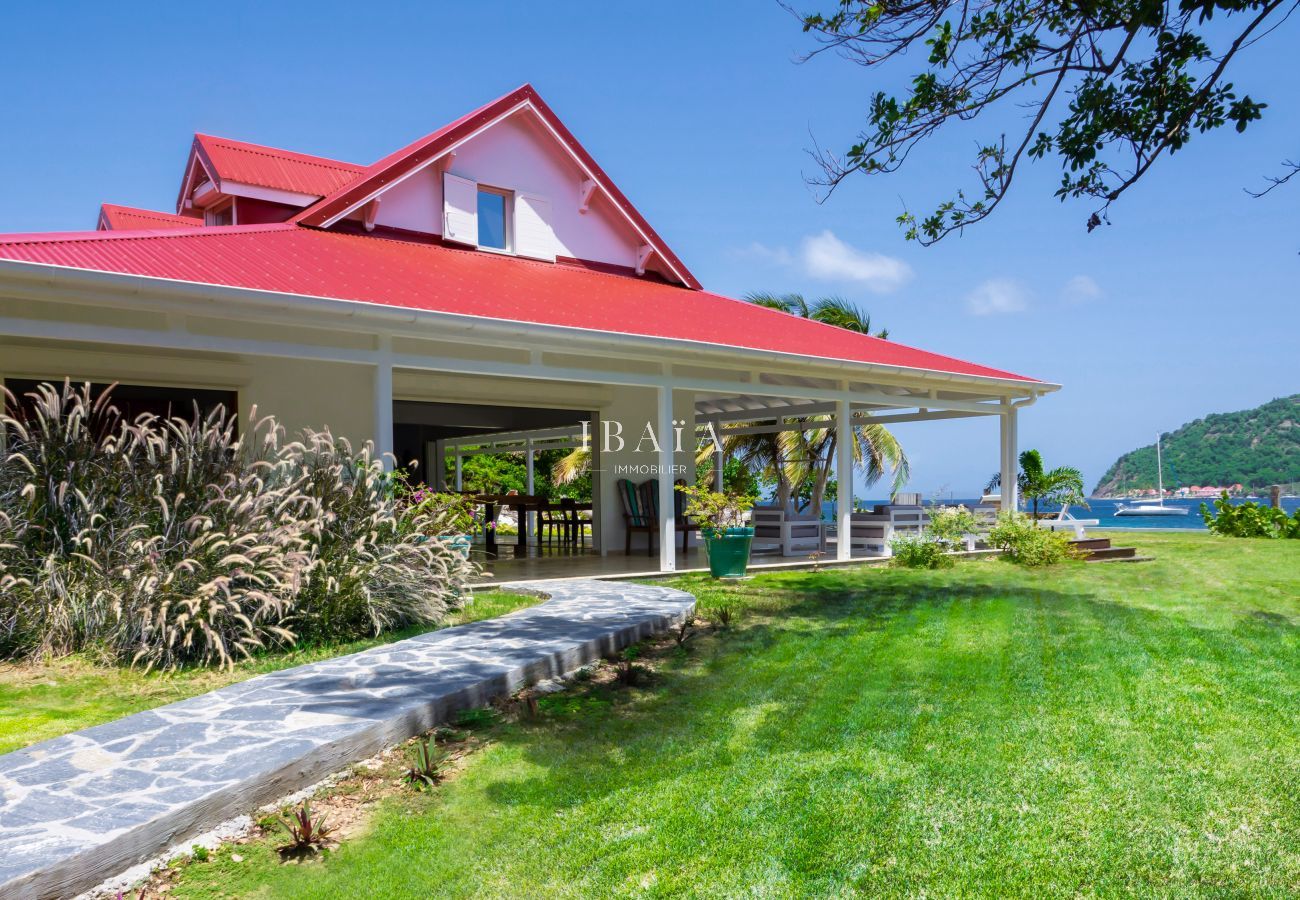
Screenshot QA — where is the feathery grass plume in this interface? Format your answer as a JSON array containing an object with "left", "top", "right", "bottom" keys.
[{"left": 0, "top": 381, "right": 475, "bottom": 669}]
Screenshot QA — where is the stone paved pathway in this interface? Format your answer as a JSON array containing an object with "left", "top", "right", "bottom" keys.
[{"left": 0, "top": 579, "right": 694, "bottom": 900}]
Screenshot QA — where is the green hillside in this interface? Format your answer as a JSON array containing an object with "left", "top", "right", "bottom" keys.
[{"left": 1093, "top": 395, "right": 1299, "bottom": 496}]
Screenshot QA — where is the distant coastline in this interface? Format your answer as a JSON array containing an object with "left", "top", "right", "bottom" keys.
[{"left": 1092, "top": 394, "right": 1299, "bottom": 497}]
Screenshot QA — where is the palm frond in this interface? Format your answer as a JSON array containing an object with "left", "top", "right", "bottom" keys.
[
  {"left": 551, "top": 448, "right": 590, "bottom": 485},
  {"left": 743, "top": 291, "right": 809, "bottom": 318}
]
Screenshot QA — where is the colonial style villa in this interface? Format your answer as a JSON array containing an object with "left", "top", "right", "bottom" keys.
[{"left": 0, "top": 84, "right": 1054, "bottom": 577}]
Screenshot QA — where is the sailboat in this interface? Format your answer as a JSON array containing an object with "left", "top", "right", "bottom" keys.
[{"left": 1116, "top": 435, "right": 1189, "bottom": 517}]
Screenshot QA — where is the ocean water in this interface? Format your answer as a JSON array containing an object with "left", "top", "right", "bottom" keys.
[{"left": 840, "top": 497, "right": 1300, "bottom": 530}]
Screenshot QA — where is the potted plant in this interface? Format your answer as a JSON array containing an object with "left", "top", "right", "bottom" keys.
[{"left": 677, "top": 484, "right": 756, "bottom": 578}]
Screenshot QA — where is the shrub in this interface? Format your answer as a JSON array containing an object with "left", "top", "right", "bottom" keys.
[
  {"left": 889, "top": 534, "right": 954, "bottom": 569},
  {"left": 615, "top": 643, "right": 646, "bottom": 685},
  {"left": 0, "top": 381, "right": 475, "bottom": 668},
  {"left": 926, "top": 504, "right": 978, "bottom": 545},
  {"left": 1201, "top": 491, "right": 1300, "bottom": 538},
  {"left": 987, "top": 512, "right": 1077, "bottom": 566},
  {"left": 393, "top": 477, "right": 484, "bottom": 537},
  {"left": 675, "top": 484, "right": 754, "bottom": 535}
]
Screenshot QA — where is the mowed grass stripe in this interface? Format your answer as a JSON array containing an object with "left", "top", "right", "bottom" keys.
[{"left": 160, "top": 534, "right": 1298, "bottom": 898}]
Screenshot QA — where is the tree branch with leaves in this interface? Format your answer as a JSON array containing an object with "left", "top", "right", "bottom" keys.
[{"left": 794, "top": 0, "right": 1298, "bottom": 243}]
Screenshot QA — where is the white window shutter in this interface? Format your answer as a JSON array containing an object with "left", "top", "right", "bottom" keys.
[
  {"left": 443, "top": 172, "right": 478, "bottom": 245},
  {"left": 514, "top": 193, "right": 556, "bottom": 262}
]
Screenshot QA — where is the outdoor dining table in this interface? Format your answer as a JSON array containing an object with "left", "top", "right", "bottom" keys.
[{"left": 473, "top": 493, "right": 543, "bottom": 556}]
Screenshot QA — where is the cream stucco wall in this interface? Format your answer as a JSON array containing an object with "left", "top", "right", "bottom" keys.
[{"left": 0, "top": 339, "right": 378, "bottom": 449}]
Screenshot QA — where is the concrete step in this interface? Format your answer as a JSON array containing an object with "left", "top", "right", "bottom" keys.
[{"left": 1083, "top": 546, "right": 1139, "bottom": 561}]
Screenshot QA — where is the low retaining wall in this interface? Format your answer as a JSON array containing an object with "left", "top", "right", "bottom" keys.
[{"left": 0, "top": 579, "right": 695, "bottom": 900}]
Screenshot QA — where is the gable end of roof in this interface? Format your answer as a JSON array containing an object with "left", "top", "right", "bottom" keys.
[
  {"left": 292, "top": 84, "right": 702, "bottom": 290},
  {"left": 98, "top": 203, "right": 204, "bottom": 231}
]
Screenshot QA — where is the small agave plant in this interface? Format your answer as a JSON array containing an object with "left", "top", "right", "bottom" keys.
[{"left": 403, "top": 735, "right": 448, "bottom": 791}]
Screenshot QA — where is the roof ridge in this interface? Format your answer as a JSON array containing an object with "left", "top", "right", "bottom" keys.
[
  {"left": 101, "top": 203, "right": 200, "bottom": 221},
  {"left": 195, "top": 134, "right": 364, "bottom": 172}
]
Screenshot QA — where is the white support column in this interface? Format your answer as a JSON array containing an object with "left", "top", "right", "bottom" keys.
[
  {"left": 714, "top": 446, "right": 725, "bottom": 492},
  {"left": 454, "top": 454, "right": 463, "bottom": 491},
  {"left": 1005, "top": 406, "right": 1019, "bottom": 512},
  {"left": 999, "top": 406, "right": 1018, "bottom": 514},
  {"left": 373, "top": 340, "right": 393, "bottom": 470},
  {"left": 657, "top": 385, "right": 676, "bottom": 572},
  {"left": 525, "top": 437, "right": 535, "bottom": 544},
  {"left": 836, "top": 398, "right": 853, "bottom": 561}
]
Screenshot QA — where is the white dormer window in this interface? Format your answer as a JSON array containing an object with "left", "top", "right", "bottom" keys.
[
  {"left": 476, "top": 187, "right": 511, "bottom": 251},
  {"left": 442, "top": 172, "right": 555, "bottom": 261}
]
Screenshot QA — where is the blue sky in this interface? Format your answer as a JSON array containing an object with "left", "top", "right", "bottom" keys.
[{"left": 1, "top": 2, "right": 1296, "bottom": 496}]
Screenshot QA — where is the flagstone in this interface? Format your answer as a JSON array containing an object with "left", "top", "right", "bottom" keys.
[{"left": 0, "top": 579, "right": 693, "bottom": 900}]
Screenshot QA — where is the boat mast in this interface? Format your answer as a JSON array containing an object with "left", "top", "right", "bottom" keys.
[{"left": 1156, "top": 434, "right": 1164, "bottom": 506}]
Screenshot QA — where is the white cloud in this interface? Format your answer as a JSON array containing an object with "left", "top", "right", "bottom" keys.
[
  {"left": 1061, "top": 274, "right": 1102, "bottom": 304},
  {"left": 734, "top": 241, "right": 792, "bottom": 266},
  {"left": 730, "top": 230, "right": 912, "bottom": 294},
  {"left": 966, "top": 278, "right": 1030, "bottom": 316},
  {"left": 799, "top": 230, "right": 912, "bottom": 293}
]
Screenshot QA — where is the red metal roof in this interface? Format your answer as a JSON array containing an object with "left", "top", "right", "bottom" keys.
[
  {"left": 98, "top": 204, "right": 203, "bottom": 231},
  {"left": 0, "top": 225, "right": 1038, "bottom": 382},
  {"left": 192, "top": 135, "right": 365, "bottom": 197},
  {"left": 292, "top": 85, "right": 702, "bottom": 290}
]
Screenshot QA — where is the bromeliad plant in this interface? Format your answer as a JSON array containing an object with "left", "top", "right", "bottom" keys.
[
  {"left": 276, "top": 800, "right": 333, "bottom": 856},
  {"left": 0, "top": 381, "right": 476, "bottom": 669}
]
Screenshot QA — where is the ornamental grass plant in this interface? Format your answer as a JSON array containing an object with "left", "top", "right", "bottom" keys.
[{"left": 0, "top": 381, "right": 474, "bottom": 670}]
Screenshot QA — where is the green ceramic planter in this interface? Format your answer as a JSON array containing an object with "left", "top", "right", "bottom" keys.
[{"left": 704, "top": 526, "right": 754, "bottom": 578}]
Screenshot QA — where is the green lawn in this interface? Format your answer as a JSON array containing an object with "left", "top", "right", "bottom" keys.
[
  {"left": 0, "top": 589, "right": 538, "bottom": 755},
  {"left": 161, "top": 531, "right": 1298, "bottom": 897}
]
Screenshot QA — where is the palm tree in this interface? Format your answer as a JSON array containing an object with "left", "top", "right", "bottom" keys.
[
  {"left": 744, "top": 292, "right": 889, "bottom": 339},
  {"left": 1015, "top": 449, "right": 1086, "bottom": 524},
  {"left": 778, "top": 417, "right": 909, "bottom": 519},
  {"left": 709, "top": 293, "right": 906, "bottom": 514},
  {"left": 557, "top": 293, "right": 906, "bottom": 507}
]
